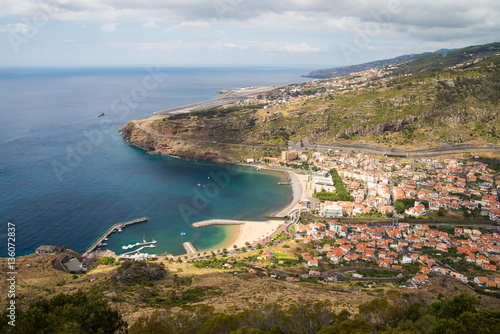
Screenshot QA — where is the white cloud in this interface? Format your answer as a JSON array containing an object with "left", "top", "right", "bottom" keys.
[
  {"left": 227, "top": 41, "right": 322, "bottom": 53},
  {"left": 143, "top": 21, "right": 160, "bottom": 29},
  {"left": 1, "top": 0, "right": 498, "bottom": 43},
  {"left": 1, "top": 0, "right": 499, "bottom": 67},
  {"left": 99, "top": 22, "right": 118, "bottom": 32},
  {"left": 165, "top": 21, "right": 210, "bottom": 33},
  {"left": 0, "top": 23, "right": 32, "bottom": 34},
  {"left": 108, "top": 39, "right": 321, "bottom": 54}
]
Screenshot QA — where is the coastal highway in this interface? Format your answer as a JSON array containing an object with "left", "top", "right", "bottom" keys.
[
  {"left": 324, "top": 267, "right": 404, "bottom": 282},
  {"left": 155, "top": 86, "right": 275, "bottom": 115},
  {"left": 288, "top": 140, "right": 500, "bottom": 158}
]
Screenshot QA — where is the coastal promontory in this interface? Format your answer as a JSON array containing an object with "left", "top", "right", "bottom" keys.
[{"left": 123, "top": 44, "right": 500, "bottom": 163}]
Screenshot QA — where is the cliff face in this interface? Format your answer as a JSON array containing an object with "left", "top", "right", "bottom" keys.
[
  {"left": 122, "top": 121, "right": 270, "bottom": 163},
  {"left": 122, "top": 122, "right": 232, "bottom": 162}
]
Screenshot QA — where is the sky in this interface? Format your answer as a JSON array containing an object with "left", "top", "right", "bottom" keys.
[{"left": 0, "top": 0, "right": 499, "bottom": 68}]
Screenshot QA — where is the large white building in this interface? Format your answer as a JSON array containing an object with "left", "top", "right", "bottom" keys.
[{"left": 323, "top": 205, "right": 343, "bottom": 218}]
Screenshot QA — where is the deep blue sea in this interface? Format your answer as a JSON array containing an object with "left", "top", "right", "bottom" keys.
[{"left": 0, "top": 67, "right": 310, "bottom": 257}]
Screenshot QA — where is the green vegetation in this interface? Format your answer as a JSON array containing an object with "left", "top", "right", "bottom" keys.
[
  {"left": 394, "top": 42, "right": 500, "bottom": 72},
  {"left": 487, "top": 162, "right": 500, "bottom": 172},
  {"left": 127, "top": 293, "right": 500, "bottom": 334},
  {"left": 170, "top": 287, "right": 206, "bottom": 306},
  {"left": 0, "top": 291, "right": 126, "bottom": 333},
  {"left": 395, "top": 198, "right": 416, "bottom": 213},
  {"left": 329, "top": 168, "right": 353, "bottom": 201},
  {"left": 114, "top": 260, "right": 166, "bottom": 285},
  {"left": 314, "top": 191, "right": 344, "bottom": 201},
  {"left": 313, "top": 168, "right": 354, "bottom": 202},
  {"left": 354, "top": 269, "right": 399, "bottom": 278},
  {"left": 193, "top": 257, "right": 246, "bottom": 270}
]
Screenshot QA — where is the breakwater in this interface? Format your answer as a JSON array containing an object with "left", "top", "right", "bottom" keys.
[
  {"left": 83, "top": 218, "right": 148, "bottom": 256},
  {"left": 192, "top": 219, "right": 268, "bottom": 228},
  {"left": 182, "top": 242, "right": 198, "bottom": 255}
]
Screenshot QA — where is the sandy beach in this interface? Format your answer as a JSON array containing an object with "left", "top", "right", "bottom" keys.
[
  {"left": 271, "top": 170, "right": 304, "bottom": 217},
  {"left": 224, "top": 220, "right": 285, "bottom": 249}
]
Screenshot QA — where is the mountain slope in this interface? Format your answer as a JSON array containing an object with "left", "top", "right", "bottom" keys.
[
  {"left": 303, "top": 50, "right": 452, "bottom": 79},
  {"left": 123, "top": 43, "right": 500, "bottom": 162}
]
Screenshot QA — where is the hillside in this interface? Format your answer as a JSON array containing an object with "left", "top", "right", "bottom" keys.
[
  {"left": 123, "top": 43, "right": 500, "bottom": 163},
  {"left": 303, "top": 52, "right": 447, "bottom": 79},
  {"left": 394, "top": 42, "right": 500, "bottom": 73},
  {"left": 3, "top": 242, "right": 500, "bottom": 333},
  {"left": 304, "top": 42, "right": 500, "bottom": 79}
]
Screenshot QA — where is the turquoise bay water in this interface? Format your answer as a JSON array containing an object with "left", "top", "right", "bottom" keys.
[{"left": 0, "top": 67, "right": 307, "bottom": 256}]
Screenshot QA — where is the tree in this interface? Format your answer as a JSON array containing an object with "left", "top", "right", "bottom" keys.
[
  {"left": 437, "top": 207, "right": 446, "bottom": 217},
  {"left": 318, "top": 319, "right": 374, "bottom": 334},
  {"left": 0, "top": 291, "right": 126, "bottom": 333},
  {"left": 222, "top": 248, "right": 227, "bottom": 253},
  {"left": 268, "top": 241, "right": 274, "bottom": 247},
  {"left": 233, "top": 244, "right": 238, "bottom": 249},
  {"left": 241, "top": 247, "right": 246, "bottom": 252},
  {"left": 245, "top": 242, "right": 250, "bottom": 246},
  {"left": 394, "top": 201, "right": 405, "bottom": 214},
  {"left": 430, "top": 293, "right": 480, "bottom": 319},
  {"left": 257, "top": 243, "right": 262, "bottom": 249}
]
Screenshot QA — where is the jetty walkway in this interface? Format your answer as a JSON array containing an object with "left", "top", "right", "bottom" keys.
[
  {"left": 83, "top": 217, "right": 148, "bottom": 256},
  {"left": 192, "top": 219, "right": 268, "bottom": 228},
  {"left": 182, "top": 242, "right": 198, "bottom": 255}
]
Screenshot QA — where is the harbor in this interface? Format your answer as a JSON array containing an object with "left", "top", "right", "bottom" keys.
[
  {"left": 83, "top": 217, "right": 148, "bottom": 256},
  {"left": 122, "top": 237, "right": 157, "bottom": 250},
  {"left": 120, "top": 244, "right": 157, "bottom": 256}
]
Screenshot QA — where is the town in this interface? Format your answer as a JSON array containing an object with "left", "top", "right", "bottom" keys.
[{"left": 252, "top": 148, "right": 500, "bottom": 293}]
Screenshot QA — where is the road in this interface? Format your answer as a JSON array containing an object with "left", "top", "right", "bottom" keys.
[
  {"left": 327, "top": 267, "right": 404, "bottom": 282},
  {"left": 288, "top": 140, "right": 500, "bottom": 158}
]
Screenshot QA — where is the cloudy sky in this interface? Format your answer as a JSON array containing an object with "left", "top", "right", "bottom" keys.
[{"left": 0, "top": 0, "right": 499, "bottom": 68}]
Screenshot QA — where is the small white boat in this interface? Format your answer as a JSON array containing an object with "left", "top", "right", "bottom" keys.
[
  {"left": 181, "top": 232, "right": 186, "bottom": 236},
  {"left": 118, "top": 228, "right": 123, "bottom": 232}
]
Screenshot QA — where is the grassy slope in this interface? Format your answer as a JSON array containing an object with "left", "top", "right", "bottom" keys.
[{"left": 4, "top": 241, "right": 500, "bottom": 328}]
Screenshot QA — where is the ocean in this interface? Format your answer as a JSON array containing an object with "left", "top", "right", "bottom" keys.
[{"left": 0, "top": 67, "right": 310, "bottom": 257}]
